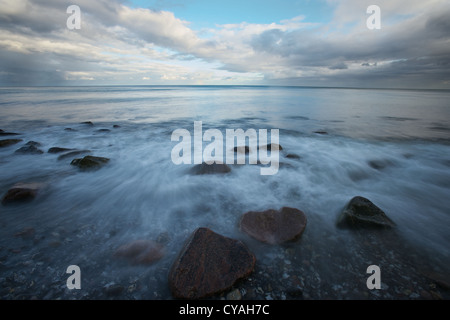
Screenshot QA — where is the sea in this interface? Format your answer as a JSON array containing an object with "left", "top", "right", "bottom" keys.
[{"left": 0, "top": 86, "right": 449, "bottom": 300}]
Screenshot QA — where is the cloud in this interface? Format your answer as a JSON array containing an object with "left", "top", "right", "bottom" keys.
[{"left": 0, "top": 0, "right": 449, "bottom": 87}]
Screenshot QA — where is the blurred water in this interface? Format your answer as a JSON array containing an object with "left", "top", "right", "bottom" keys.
[{"left": 0, "top": 86, "right": 449, "bottom": 299}]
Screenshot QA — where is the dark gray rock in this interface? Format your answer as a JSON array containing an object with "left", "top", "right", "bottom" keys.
[
  {"left": 71, "top": 155, "right": 110, "bottom": 170},
  {"left": 0, "top": 139, "right": 22, "bottom": 148},
  {"left": 15, "top": 141, "right": 44, "bottom": 154},
  {"left": 336, "top": 196, "right": 395, "bottom": 229},
  {"left": 2, "top": 183, "right": 42, "bottom": 205},
  {"left": 48, "top": 147, "right": 74, "bottom": 154},
  {"left": 57, "top": 150, "right": 91, "bottom": 161},
  {"left": 190, "top": 162, "right": 231, "bottom": 175}
]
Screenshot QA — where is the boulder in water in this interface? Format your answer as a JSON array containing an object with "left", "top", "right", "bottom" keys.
[
  {"left": 240, "top": 207, "right": 307, "bottom": 244},
  {"left": 190, "top": 162, "right": 231, "bottom": 175},
  {"left": 2, "top": 182, "right": 43, "bottom": 205},
  {"left": 336, "top": 196, "right": 395, "bottom": 229},
  {"left": 168, "top": 228, "right": 255, "bottom": 299},
  {"left": 0, "top": 139, "right": 22, "bottom": 148},
  {"left": 71, "top": 155, "right": 110, "bottom": 170},
  {"left": 15, "top": 141, "right": 44, "bottom": 154}
]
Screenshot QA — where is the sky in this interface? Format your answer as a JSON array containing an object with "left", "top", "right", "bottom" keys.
[{"left": 0, "top": 0, "right": 449, "bottom": 88}]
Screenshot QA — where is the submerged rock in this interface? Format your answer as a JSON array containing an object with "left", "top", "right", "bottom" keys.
[
  {"left": 96, "top": 129, "right": 111, "bottom": 133},
  {"left": 0, "top": 131, "right": 19, "bottom": 136},
  {"left": 190, "top": 162, "right": 231, "bottom": 175},
  {"left": 240, "top": 207, "right": 307, "bottom": 245},
  {"left": 266, "top": 143, "right": 283, "bottom": 151},
  {"left": 233, "top": 146, "right": 250, "bottom": 154},
  {"left": 15, "top": 141, "right": 44, "bottom": 154},
  {"left": 168, "top": 228, "right": 255, "bottom": 299},
  {"left": 286, "top": 154, "right": 301, "bottom": 159},
  {"left": 2, "top": 182, "right": 42, "bottom": 205},
  {"left": 48, "top": 147, "right": 74, "bottom": 154},
  {"left": 71, "top": 155, "right": 110, "bottom": 170},
  {"left": 114, "top": 240, "right": 164, "bottom": 265},
  {"left": 0, "top": 139, "right": 22, "bottom": 148},
  {"left": 336, "top": 196, "right": 396, "bottom": 229},
  {"left": 57, "top": 150, "right": 91, "bottom": 161}
]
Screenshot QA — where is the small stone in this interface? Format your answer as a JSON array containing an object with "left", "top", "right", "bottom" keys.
[
  {"left": 0, "top": 139, "right": 23, "bottom": 148},
  {"left": 314, "top": 131, "right": 328, "bottom": 135},
  {"left": 286, "top": 154, "right": 301, "bottom": 159},
  {"left": 114, "top": 240, "right": 164, "bottom": 265},
  {"left": 96, "top": 129, "right": 111, "bottom": 133},
  {"left": 81, "top": 121, "right": 94, "bottom": 126},
  {"left": 113, "top": 125, "right": 121, "bottom": 128},
  {"left": 104, "top": 283, "right": 124, "bottom": 296},
  {"left": 226, "top": 289, "right": 242, "bottom": 300},
  {"left": 14, "top": 227, "right": 35, "bottom": 239}
]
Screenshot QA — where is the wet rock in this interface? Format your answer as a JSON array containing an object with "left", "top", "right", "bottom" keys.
[
  {"left": 190, "top": 162, "right": 231, "bottom": 175},
  {"left": 14, "top": 227, "right": 35, "bottom": 239},
  {"left": 48, "top": 147, "right": 74, "bottom": 154},
  {"left": 2, "top": 183, "right": 42, "bottom": 205},
  {"left": 368, "top": 159, "right": 394, "bottom": 170},
  {"left": 0, "top": 139, "right": 23, "bottom": 148},
  {"left": 168, "top": 227, "right": 255, "bottom": 299},
  {"left": 286, "top": 154, "right": 301, "bottom": 159},
  {"left": 336, "top": 196, "right": 396, "bottom": 229},
  {"left": 226, "top": 288, "right": 242, "bottom": 300},
  {"left": 114, "top": 240, "right": 164, "bottom": 265},
  {"left": 233, "top": 146, "right": 250, "bottom": 154},
  {"left": 266, "top": 143, "right": 283, "bottom": 151},
  {"left": 15, "top": 141, "right": 44, "bottom": 154},
  {"left": 81, "top": 121, "right": 94, "bottom": 126},
  {"left": 96, "top": 129, "right": 110, "bottom": 133},
  {"left": 70, "top": 156, "right": 110, "bottom": 170},
  {"left": 0, "top": 131, "right": 19, "bottom": 136},
  {"left": 113, "top": 125, "right": 121, "bottom": 128},
  {"left": 64, "top": 128, "right": 76, "bottom": 131},
  {"left": 314, "top": 131, "right": 328, "bottom": 135},
  {"left": 240, "top": 207, "right": 307, "bottom": 245},
  {"left": 57, "top": 150, "right": 91, "bottom": 161},
  {"left": 104, "top": 283, "right": 124, "bottom": 297}
]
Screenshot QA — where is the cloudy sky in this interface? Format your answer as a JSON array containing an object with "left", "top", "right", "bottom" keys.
[{"left": 0, "top": 0, "right": 449, "bottom": 88}]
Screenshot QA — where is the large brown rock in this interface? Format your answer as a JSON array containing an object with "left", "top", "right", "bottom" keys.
[
  {"left": 113, "top": 240, "right": 164, "bottom": 265},
  {"left": 2, "top": 182, "right": 42, "bottom": 205},
  {"left": 336, "top": 196, "right": 395, "bottom": 229},
  {"left": 240, "top": 207, "right": 307, "bottom": 244},
  {"left": 168, "top": 228, "right": 255, "bottom": 299}
]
